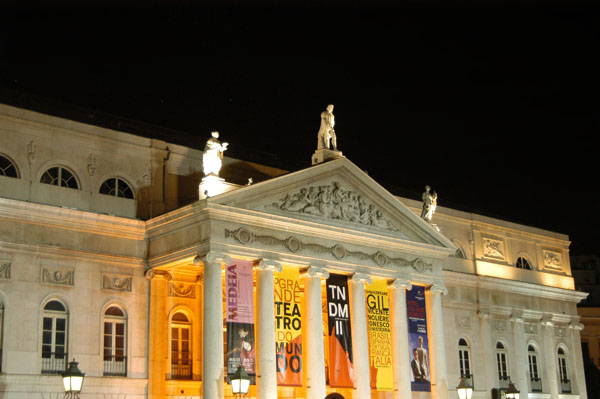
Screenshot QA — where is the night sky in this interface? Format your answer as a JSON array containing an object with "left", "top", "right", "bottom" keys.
[{"left": 1, "top": 0, "right": 598, "bottom": 255}]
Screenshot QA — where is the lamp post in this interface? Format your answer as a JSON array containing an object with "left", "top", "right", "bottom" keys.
[
  {"left": 62, "top": 359, "right": 85, "bottom": 399},
  {"left": 456, "top": 376, "right": 473, "bottom": 399},
  {"left": 230, "top": 365, "right": 250, "bottom": 398},
  {"left": 505, "top": 381, "right": 520, "bottom": 399}
]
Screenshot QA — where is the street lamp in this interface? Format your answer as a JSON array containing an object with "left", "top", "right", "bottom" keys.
[
  {"left": 230, "top": 365, "right": 250, "bottom": 397},
  {"left": 456, "top": 376, "right": 473, "bottom": 399},
  {"left": 505, "top": 381, "right": 520, "bottom": 399},
  {"left": 62, "top": 359, "right": 85, "bottom": 399}
]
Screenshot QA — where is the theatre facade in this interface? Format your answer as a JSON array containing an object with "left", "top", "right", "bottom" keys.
[{"left": 0, "top": 103, "right": 588, "bottom": 399}]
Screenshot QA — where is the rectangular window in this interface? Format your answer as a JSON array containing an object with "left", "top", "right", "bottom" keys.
[{"left": 103, "top": 320, "right": 126, "bottom": 376}]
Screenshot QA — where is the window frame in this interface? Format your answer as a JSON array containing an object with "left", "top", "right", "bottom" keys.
[
  {"left": 495, "top": 341, "right": 510, "bottom": 389},
  {"left": 527, "top": 343, "right": 542, "bottom": 392},
  {"left": 0, "top": 154, "right": 19, "bottom": 178},
  {"left": 99, "top": 177, "right": 135, "bottom": 199},
  {"left": 169, "top": 311, "right": 192, "bottom": 380},
  {"left": 41, "top": 299, "right": 69, "bottom": 374},
  {"left": 103, "top": 305, "right": 127, "bottom": 377},
  {"left": 40, "top": 166, "right": 80, "bottom": 190},
  {"left": 458, "top": 337, "right": 473, "bottom": 386}
]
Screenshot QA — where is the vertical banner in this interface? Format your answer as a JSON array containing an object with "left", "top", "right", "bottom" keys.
[
  {"left": 406, "top": 285, "right": 431, "bottom": 392},
  {"left": 326, "top": 273, "right": 354, "bottom": 387},
  {"left": 226, "top": 259, "right": 256, "bottom": 379},
  {"left": 366, "top": 279, "right": 394, "bottom": 390},
  {"left": 274, "top": 266, "right": 303, "bottom": 386}
]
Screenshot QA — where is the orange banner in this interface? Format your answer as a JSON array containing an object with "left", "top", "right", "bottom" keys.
[
  {"left": 366, "top": 279, "right": 394, "bottom": 390},
  {"left": 274, "top": 266, "right": 303, "bottom": 386}
]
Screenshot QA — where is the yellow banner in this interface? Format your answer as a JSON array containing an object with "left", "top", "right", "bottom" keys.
[
  {"left": 274, "top": 266, "right": 303, "bottom": 386},
  {"left": 366, "top": 279, "right": 394, "bottom": 390}
]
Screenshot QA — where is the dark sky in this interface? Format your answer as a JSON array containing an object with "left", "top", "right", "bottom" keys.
[{"left": 1, "top": 1, "right": 599, "bottom": 255}]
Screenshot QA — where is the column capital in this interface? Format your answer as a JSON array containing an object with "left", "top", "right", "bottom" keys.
[
  {"left": 195, "top": 252, "right": 231, "bottom": 266},
  {"left": 541, "top": 314, "right": 554, "bottom": 327},
  {"left": 144, "top": 269, "right": 172, "bottom": 281},
  {"left": 389, "top": 278, "right": 412, "bottom": 290},
  {"left": 569, "top": 322, "right": 584, "bottom": 331},
  {"left": 303, "top": 266, "right": 329, "bottom": 279},
  {"left": 257, "top": 259, "right": 282, "bottom": 273},
  {"left": 477, "top": 310, "right": 492, "bottom": 320},
  {"left": 351, "top": 273, "right": 372, "bottom": 285},
  {"left": 510, "top": 310, "right": 524, "bottom": 323},
  {"left": 430, "top": 284, "right": 448, "bottom": 296}
]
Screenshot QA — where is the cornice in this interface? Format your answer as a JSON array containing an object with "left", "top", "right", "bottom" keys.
[{"left": 0, "top": 197, "right": 145, "bottom": 240}]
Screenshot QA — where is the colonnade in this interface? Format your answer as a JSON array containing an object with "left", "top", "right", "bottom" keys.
[{"left": 201, "top": 254, "right": 448, "bottom": 399}]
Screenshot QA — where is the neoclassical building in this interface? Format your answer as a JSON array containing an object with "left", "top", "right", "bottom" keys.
[{"left": 0, "top": 102, "right": 588, "bottom": 399}]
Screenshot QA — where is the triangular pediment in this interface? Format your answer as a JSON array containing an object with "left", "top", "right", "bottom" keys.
[{"left": 210, "top": 157, "right": 454, "bottom": 249}]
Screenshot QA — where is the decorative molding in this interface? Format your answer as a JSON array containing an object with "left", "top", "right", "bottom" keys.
[
  {"left": 41, "top": 266, "right": 74, "bottom": 286},
  {"left": 144, "top": 269, "right": 172, "bottom": 281},
  {"left": 525, "top": 323, "right": 538, "bottom": 335},
  {"left": 102, "top": 274, "right": 132, "bottom": 292},
  {"left": 27, "top": 140, "right": 36, "bottom": 164},
  {"left": 87, "top": 153, "right": 96, "bottom": 176},
  {"left": 492, "top": 319, "right": 508, "bottom": 331},
  {"left": 455, "top": 315, "right": 471, "bottom": 329},
  {"left": 225, "top": 227, "right": 432, "bottom": 273},
  {"left": 554, "top": 326, "right": 567, "bottom": 337},
  {"left": 0, "top": 261, "right": 10, "bottom": 279},
  {"left": 169, "top": 282, "right": 196, "bottom": 298},
  {"left": 543, "top": 250, "right": 563, "bottom": 270},
  {"left": 483, "top": 237, "right": 505, "bottom": 260},
  {"left": 431, "top": 284, "right": 448, "bottom": 296},
  {"left": 270, "top": 181, "right": 403, "bottom": 233}
]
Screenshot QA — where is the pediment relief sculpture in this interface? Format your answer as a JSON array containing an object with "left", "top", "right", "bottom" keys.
[
  {"left": 271, "top": 181, "right": 401, "bottom": 233},
  {"left": 483, "top": 238, "right": 505, "bottom": 260},
  {"left": 543, "top": 250, "right": 562, "bottom": 269}
]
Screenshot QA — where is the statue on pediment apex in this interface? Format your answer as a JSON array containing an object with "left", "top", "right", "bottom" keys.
[{"left": 317, "top": 104, "right": 337, "bottom": 150}]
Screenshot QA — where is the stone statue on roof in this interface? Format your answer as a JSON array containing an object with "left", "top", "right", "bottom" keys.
[
  {"left": 421, "top": 185, "right": 438, "bottom": 222},
  {"left": 203, "top": 131, "right": 228, "bottom": 177},
  {"left": 317, "top": 104, "right": 337, "bottom": 150}
]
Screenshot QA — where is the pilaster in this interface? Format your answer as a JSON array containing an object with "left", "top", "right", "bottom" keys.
[
  {"left": 389, "top": 278, "right": 412, "bottom": 399},
  {"left": 350, "top": 273, "right": 372, "bottom": 399}
]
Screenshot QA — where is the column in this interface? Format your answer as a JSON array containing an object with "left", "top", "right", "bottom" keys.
[
  {"left": 202, "top": 253, "right": 231, "bottom": 399},
  {"left": 350, "top": 273, "right": 372, "bottom": 399},
  {"left": 569, "top": 322, "right": 587, "bottom": 399},
  {"left": 478, "top": 310, "right": 496, "bottom": 394},
  {"left": 511, "top": 314, "right": 529, "bottom": 399},
  {"left": 430, "top": 284, "right": 449, "bottom": 399},
  {"left": 389, "top": 278, "right": 412, "bottom": 399},
  {"left": 541, "top": 315, "right": 559, "bottom": 399},
  {"left": 146, "top": 269, "right": 171, "bottom": 399},
  {"left": 256, "top": 259, "right": 282, "bottom": 399},
  {"left": 303, "top": 266, "right": 329, "bottom": 399}
]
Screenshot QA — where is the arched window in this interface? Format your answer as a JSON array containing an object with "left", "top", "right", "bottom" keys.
[
  {"left": 495, "top": 342, "right": 510, "bottom": 389},
  {"left": 99, "top": 177, "right": 134, "bottom": 199},
  {"left": 0, "top": 154, "right": 18, "bottom": 178},
  {"left": 170, "top": 312, "right": 192, "bottom": 379},
  {"left": 516, "top": 257, "right": 532, "bottom": 270},
  {"left": 103, "top": 306, "right": 127, "bottom": 376},
  {"left": 455, "top": 248, "right": 467, "bottom": 259},
  {"left": 528, "top": 344, "right": 542, "bottom": 392},
  {"left": 558, "top": 347, "right": 571, "bottom": 393},
  {"left": 458, "top": 338, "right": 473, "bottom": 386},
  {"left": 40, "top": 166, "right": 79, "bottom": 189},
  {"left": 41, "top": 300, "right": 68, "bottom": 374}
]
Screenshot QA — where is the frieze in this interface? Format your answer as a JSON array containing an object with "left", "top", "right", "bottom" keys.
[
  {"left": 102, "top": 274, "right": 132, "bottom": 292},
  {"left": 41, "top": 266, "right": 74, "bottom": 286},
  {"left": 455, "top": 315, "right": 471, "bottom": 329},
  {"left": 270, "top": 181, "right": 403, "bottom": 234},
  {"left": 169, "top": 282, "right": 196, "bottom": 298},
  {"left": 0, "top": 261, "right": 10, "bottom": 279},
  {"left": 225, "top": 227, "right": 432, "bottom": 273},
  {"left": 483, "top": 238, "right": 505, "bottom": 260}
]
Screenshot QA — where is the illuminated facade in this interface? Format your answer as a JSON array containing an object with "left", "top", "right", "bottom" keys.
[{"left": 0, "top": 103, "right": 588, "bottom": 399}]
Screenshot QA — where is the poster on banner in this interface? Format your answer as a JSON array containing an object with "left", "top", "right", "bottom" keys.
[
  {"left": 406, "top": 285, "right": 431, "bottom": 392},
  {"left": 226, "top": 259, "right": 256, "bottom": 380},
  {"left": 274, "top": 266, "right": 303, "bottom": 386},
  {"left": 366, "top": 279, "right": 394, "bottom": 391},
  {"left": 326, "top": 273, "right": 354, "bottom": 388}
]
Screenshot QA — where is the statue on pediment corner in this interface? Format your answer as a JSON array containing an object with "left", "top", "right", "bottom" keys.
[
  {"left": 203, "top": 131, "right": 228, "bottom": 177},
  {"left": 421, "top": 185, "right": 438, "bottom": 222},
  {"left": 317, "top": 104, "right": 337, "bottom": 150}
]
